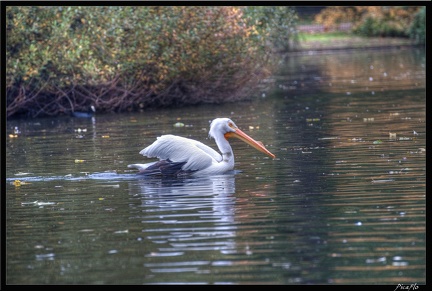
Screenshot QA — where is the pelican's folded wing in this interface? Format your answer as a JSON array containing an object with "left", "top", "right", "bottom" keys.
[{"left": 140, "top": 135, "right": 222, "bottom": 171}]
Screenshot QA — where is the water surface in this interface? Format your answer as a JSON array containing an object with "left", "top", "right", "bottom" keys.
[{"left": 5, "top": 47, "right": 425, "bottom": 284}]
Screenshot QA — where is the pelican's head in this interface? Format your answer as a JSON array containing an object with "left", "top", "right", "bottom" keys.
[
  {"left": 209, "top": 118, "right": 275, "bottom": 159},
  {"left": 209, "top": 118, "right": 237, "bottom": 138}
]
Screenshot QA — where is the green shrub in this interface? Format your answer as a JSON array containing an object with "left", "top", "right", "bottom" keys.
[
  {"left": 408, "top": 6, "right": 425, "bottom": 44},
  {"left": 244, "top": 6, "right": 299, "bottom": 52},
  {"left": 7, "top": 6, "right": 297, "bottom": 118},
  {"left": 354, "top": 16, "right": 407, "bottom": 37},
  {"left": 315, "top": 6, "right": 422, "bottom": 38}
]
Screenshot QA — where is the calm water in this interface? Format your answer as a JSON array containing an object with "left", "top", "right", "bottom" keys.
[{"left": 5, "top": 47, "right": 425, "bottom": 285}]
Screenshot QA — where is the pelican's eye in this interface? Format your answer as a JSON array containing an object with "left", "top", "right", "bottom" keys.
[{"left": 228, "top": 122, "right": 237, "bottom": 130}]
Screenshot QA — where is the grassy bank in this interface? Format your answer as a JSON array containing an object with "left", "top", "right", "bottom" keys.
[{"left": 297, "top": 32, "right": 417, "bottom": 51}]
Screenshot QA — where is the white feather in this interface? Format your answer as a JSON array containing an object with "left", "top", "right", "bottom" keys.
[{"left": 140, "top": 135, "right": 222, "bottom": 171}]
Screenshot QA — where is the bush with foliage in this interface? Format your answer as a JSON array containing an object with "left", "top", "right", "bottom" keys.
[
  {"left": 6, "top": 6, "right": 298, "bottom": 118},
  {"left": 244, "top": 6, "right": 299, "bottom": 52},
  {"left": 314, "top": 6, "right": 423, "bottom": 38},
  {"left": 408, "top": 6, "right": 425, "bottom": 44}
]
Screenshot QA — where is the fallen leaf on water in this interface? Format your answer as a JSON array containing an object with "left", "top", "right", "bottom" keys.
[
  {"left": 12, "top": 180, "right": 31, "bottom": 186},
  {"left": 114, "top": 230, "right": 129, "bottom": 234},
  {"left": 21, "top": 201, "right": 38, "bottom": 205},
  {"left": 15, "top": 172, "right": 33, "bottom": 176},
  {"left": 21, "top": 201, "right": 56, "bottom": 206},
  {"left": 36, "top": 202, "right": 56, "bottom": 206},
  {"left": 100, "top": 184, "right": 120, "bottom": 188},
  {"left": 372, "top": 179, "right": 395, "bottom": 183}
]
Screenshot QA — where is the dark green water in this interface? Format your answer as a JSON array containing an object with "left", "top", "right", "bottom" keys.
[{"left": 5, "top": 47, "right": 425, "bottom": 284}]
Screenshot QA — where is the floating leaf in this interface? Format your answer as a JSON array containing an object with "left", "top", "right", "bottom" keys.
[
  {"left": 15, "top": 172, "right": 33, "bottom": 176},
  {"left": 12, "top": 179, "right": 31, "bottom": 186},
  {"left": 372, "top": 179, "right": 394, "bottom": 183},
  {"left": 37, "top": 202, "right": 56, "bottom": 206},
  {"left": 114, "top": 230, "right": 129, "bottom": 234},
  {"left": 21, "top": 201, "right": 38, "bottom": 206}
]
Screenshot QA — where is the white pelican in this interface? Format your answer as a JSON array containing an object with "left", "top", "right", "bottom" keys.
[{"left": 128, "top": 118, "right": 275, "bottom": 176}]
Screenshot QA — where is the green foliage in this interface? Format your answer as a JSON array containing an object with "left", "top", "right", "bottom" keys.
[
  {"left": 315, "top": 6, "right": 422, "bottom": 38},
  {"left": 408, "top": 6, "right": 425, "bottom": 44},
  {"left": 354, "top": 16, "right": 407, "bottom": 37},
  {"left": 6, "top": 6, "right": 128, "bottom": 116},
  {"left": 6, "top": 6, "right": 298, "bottom": 118},
  {"left": 244, "top": 6, "right": 299, "bottom": 52}
]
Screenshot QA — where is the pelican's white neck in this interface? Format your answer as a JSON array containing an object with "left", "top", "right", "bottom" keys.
[
  {"left": 213, "top": 131, "right": 235, "bottom": 167},
  {"left": 207, "top": 118, "right": 238, "bottom": 171}
]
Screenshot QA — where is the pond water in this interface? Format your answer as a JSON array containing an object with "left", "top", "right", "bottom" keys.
[{"left": 5, "top": 47, "right": 425, "bottom": 285}]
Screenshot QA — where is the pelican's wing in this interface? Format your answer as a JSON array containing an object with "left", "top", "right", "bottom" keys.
[
  {"left": 140, "top": 135, "right": 222, "bottom": 171},
  {"left": 194, "top": 141, "right": 223, "bottom": 162}
]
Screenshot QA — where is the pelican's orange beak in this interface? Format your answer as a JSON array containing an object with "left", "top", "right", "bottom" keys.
[{"left": 225, "top": 128, "right": 275, "bottom": 159}]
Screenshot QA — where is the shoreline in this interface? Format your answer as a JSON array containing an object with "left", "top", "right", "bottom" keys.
[{"left": 287, "top": 36, "right": 420, "bottom": 56}]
